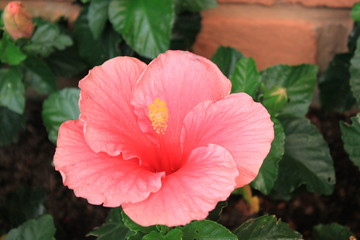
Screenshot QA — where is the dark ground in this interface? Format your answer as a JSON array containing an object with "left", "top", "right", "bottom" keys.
[{"left": 0, "top": 100, "right": 359, "bottom": 240}]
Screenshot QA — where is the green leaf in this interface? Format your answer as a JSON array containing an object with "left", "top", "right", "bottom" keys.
[
  {"left": 5, "top": 215, "right": 56, "bottom": 240},
  {"left": 182, "top": 220, "right": 237, "bottom": 240},
  {"left": 351, "top": 2, "right": 360, "bottom": 21},
  {"left": 261, "top": 64, "right": 318, "bottom": 117},
  {"left": 230, "top": 57, "right": 261, "bottom": 97},
  {"left": 319, "top": 53, "right": 355, "bottom": 112},
  {"left": 340, "top": 113, "right": 360, "bottom": 169},
  {"left": 121, "top": 211, "right": 157, "bottom": 234},
  {"left": 261, "top": 86, "right": 289, "bottom": 116},
  {"left": 88, "top": 0, "right": 110, "bottom": 39},
  {"left": 4, "top": 187, "right": 46, "bottom": 227},
  {"left": 88, "top": 208, "right": 130, "bottom": 240},
  {"left": 46, "top": 46, "right": 87, "bottom": 78},
  {"left": 179, "top": 0, "right": 217, "bottom": 12},
  {"left": 108, "top": 0, "right": 175, "bottom": 59},
  {"left": 313, "top": 223, "right": 354, "bottom": 240},
  {"left": 0, "top": 107, "right": 24, "bottom": 146},
  {"left": 42, "top": 88, "right": 80, "bottom": 144},
  {"left": 74, "top": 7, "right": 122, "bottom": 67},
  {"left": 0, "top": 35, "right": 27, "bottom": 65},
  {"left": 23, "top": 56, "right": 57, "bottom": 95},
  {"left": 0, "top": 67, "right": 25, "bottom": 114},
  {"left": 350, "top": 37, "right": 360, "bottom": 106},
  {"left": 143, "top": 229, "right": 183, "bottom": 240},
  {"left": 234, "top": 215, "right": 302, "bottom": 240},
  {"left": 24, "top": 20, "right": 73, "bottom": 57},
  {"left": 273, "top": 117, "right": 335, "bottom": 196},
  {"left": 211, "top": 46, "right": 243, "bottom": 77},
  {"left": 207, "top": 201, "right": 227, "bottom": 221},
  {"left": 251, "top": 118, "right": 285, "bottom": 195}
]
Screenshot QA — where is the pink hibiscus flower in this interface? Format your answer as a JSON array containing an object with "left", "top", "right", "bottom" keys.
[{"left": 54, "top": 51, "right": 274, "bottom": 227}]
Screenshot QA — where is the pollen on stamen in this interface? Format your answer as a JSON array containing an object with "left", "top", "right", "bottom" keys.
[{"left": 148, "top": 98, "right": 169, "bottom": 134}]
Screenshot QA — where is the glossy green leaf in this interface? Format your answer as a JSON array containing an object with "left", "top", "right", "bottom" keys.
[
  {"left": 121, "top": 211, "right": 157, "bottom": 234},
  {"left": 24, "top": 20, "right": 73, "bottom": 57},
  {"left": 319, "top": 53, "right": 355, "bottom": 112},
  {"left": 0, "top": 67, "right": 24, "bottom": 114},
  {"left": 273, "top": 118, "right": 335, "bottom": 196},
  {"left": 350, "top": 37, "right": 360, "bottom": 105},
  {"left": 313, "top": 223, "right": 354, "bottom": 240},
  {"left": 5, "top": 215, "right": 56, "bottom": 240},
  {"left": 74, "top": 7, "right": 121, "bottom": 67},
  {"left": 0, "top": 35, "right": 26, "bottom": 65},
  {"left": 88, "top": 0, "right": 110, "bottom": 39},
  {"left": 261, "top": 64, "right": 318, "bottom": 117},
  {"left": 0, "top": 107, "right": 24, "bottom": 146},
  {"left": 234, "top": 215, "right": 302, "bottom": 240},
  {"left": 211, "top": 46, "right": 243, "bottom": 77},
  {"left": 23, "top": 56, "right": 57, "bottom": 95},
  {"left": 230, "top": 57, "right": 261, "bottom": 97},
  {"left": 351, "top": 2, "right": 360, "bottom": 21},
  {"left": 179, "top": 0, "right": 217, "bottom": 12},
  {"left": 46, "top": 46, "right": 87, "bottom": 78},
  {"left": 108, "top": 0, "right": 175, "bottom": 59},
  {"left": 88, "top": 208, "right": 130, "bottom": 240},
  {"left": 251, "top": 118, "right": 285, "bottom": 195},
  {"left": 143, "top": 229, "right": 183, "bottom": 240},
  {"left": 182, "top": 220, "right": 237, "bottom": 240},
  {"left": 340, "top": 113, "right": 360, "bottom": 169},
  {"left": 42, "top": 88, "right": 80, "bottom": 144}
]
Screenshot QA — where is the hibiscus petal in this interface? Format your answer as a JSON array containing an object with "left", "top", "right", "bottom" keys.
[
  {"left": 54, "top": 120, "right": 164, "bottom": 207},
  {"left": 122, "top": 144, "right": 238, "bottom": 227},
  {"left": 181, "top": 93, "right": 274, "bottom": 187},
  {"left": 79, "top": 57, "right": 156, "bottom": 162},
  {"left": 131, "top": 51, "right": 231, "bottom": 171}
]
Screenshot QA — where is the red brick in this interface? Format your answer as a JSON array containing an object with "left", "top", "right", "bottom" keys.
[
  {"left": 218, "top": 0, "right": 275, "bottom": 5},
  {"left": 193, "top": 4, "right": 353, "bottom": 71}
]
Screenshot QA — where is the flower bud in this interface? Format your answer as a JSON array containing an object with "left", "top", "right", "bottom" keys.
[{"left": 3, "top": 1, "right": 34, "bottom": 40}]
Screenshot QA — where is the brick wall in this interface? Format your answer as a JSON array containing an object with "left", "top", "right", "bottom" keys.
[{"left": 194, "top": 0, "right": 357, "bottom": 71}]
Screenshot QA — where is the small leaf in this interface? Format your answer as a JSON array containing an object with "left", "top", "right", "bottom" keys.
[
  {"left": 262, "top": 86, "right": 288, "bottom": 116},
  {"left": 234, "top": 215, "right": 302, "bottom": 240},
  {"left": 108, "top": 0, "right": 175, "bottom": 59},
  {"left": 0, "top": 34, "right": 26, "bottom": 65},
  {"left": 340, "top": 113, "right": 360, "bottom": 169},
  {"left": 319, "top": 53, "right": 355, "bottom": 112},
  {"left": 182, "top": 220, "right": 237, "bottom": 240},
  {"left": 24, "top": 20, "right": 73, "bottom": 57},
  {"left": 74, "top": 7, "right": 121, "bottom": 67},
  {"left": 88, "top": 0, "right": 110, "bottom": 39},
  {"left": 313, "top": 223, "right": 354, "bottom": 240},
  {"left": 351, "top": 2, "right": 360, "bottom": 21},
  {"left": 143, "top": 229, "right": 183, "bottom": 240},
  {"left": 179, "top": 0, "right": 217, "bottom": 12},
  {"left": 42, "top": 88, "right": 80, "bottom": 144},
  {"left": 23, "top": 56, "right": 57, "bottom": 95},
  {"left": 207, "top": 201, "right": 227, "bottom": 221},
  {"left": 251, "top": 118, "right": 285, "bottom": 194},
  {"left": 273, "top": 117, "right": 335, "bottom": 196},
  {"left": 350, "top": 37, "right": 360, "bottom": 106},
  {"left": 88, "top": 208, "right": 130, "bottom": 240},
  {"left": 46, "top": 46, "right": 87, "bottom": 78},
  {"left": 5, "top": 214, "right": 56, "bottom": 240},
  {"left": 230, "top": 57, "right": 261, "bottom": 97},
  {"left": 211, "top": 46, "right": 243, "bottom": 77},
  {"left": 261, "top": 64, "right": 318, "bottom": 117},
  {"left": 0, "top": 107, "right": 24, "bottom": 146},
  {"left": 0, "top": 67, "right": 25, "bottom": 114}
]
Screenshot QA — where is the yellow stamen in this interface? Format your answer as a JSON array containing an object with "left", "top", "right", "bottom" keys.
[{"left": 148, "top": 98, "right": 169, "bottom": 134}]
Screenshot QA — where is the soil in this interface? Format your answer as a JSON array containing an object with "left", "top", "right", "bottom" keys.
[{"left": 0, "top": 100, "right": 359, "bottom": 240}]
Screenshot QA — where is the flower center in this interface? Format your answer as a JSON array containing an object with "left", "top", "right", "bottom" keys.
[{"left": 148, "top": 98, "right": 169, "bottom": 134}]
